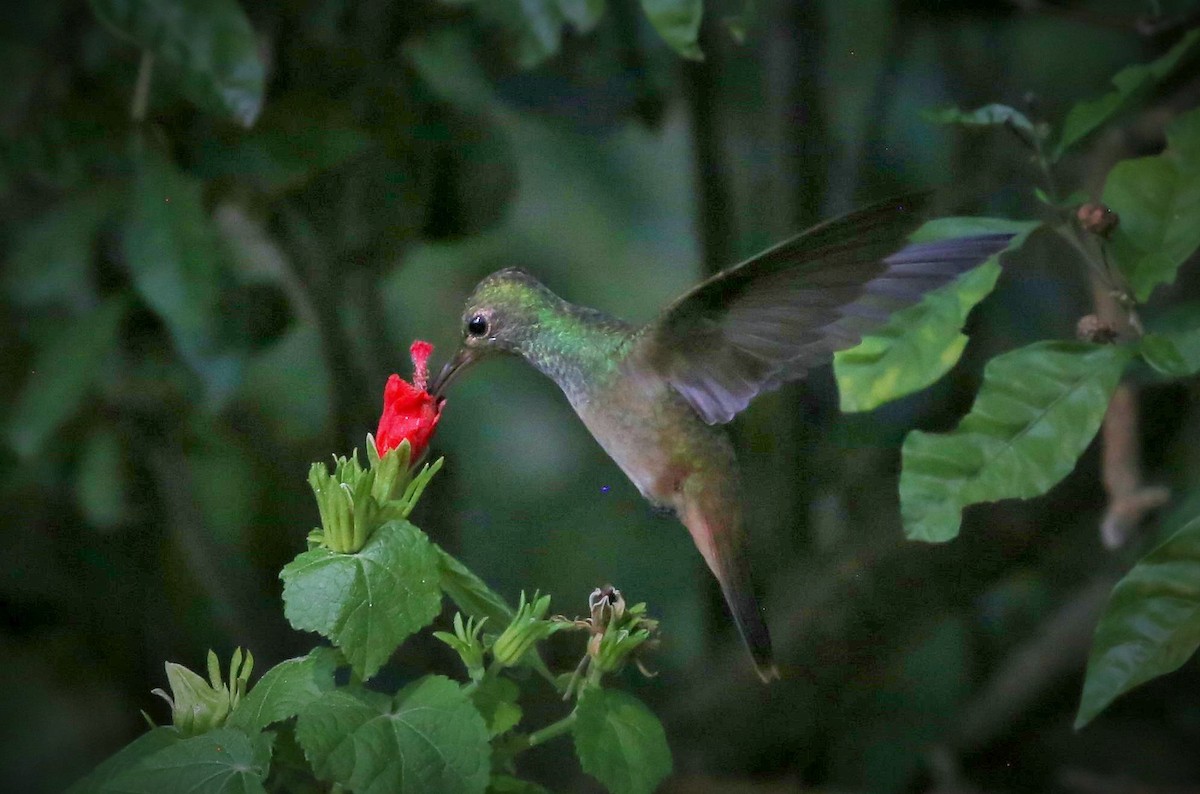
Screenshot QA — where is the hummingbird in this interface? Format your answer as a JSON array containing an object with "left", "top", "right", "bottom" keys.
[{"left": 433, "top": 193, "right": 1012, "bottom": 681}]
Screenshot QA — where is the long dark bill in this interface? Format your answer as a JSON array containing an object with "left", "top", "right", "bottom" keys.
[{"left": 431, "top": 346, "right": 480, "bottom": 397}]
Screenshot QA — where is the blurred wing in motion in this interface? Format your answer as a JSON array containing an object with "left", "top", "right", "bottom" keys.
[{"left": 634, "top": 193, "right": 1014, "bottom": 424}]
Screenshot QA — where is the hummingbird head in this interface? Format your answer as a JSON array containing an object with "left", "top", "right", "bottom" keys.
[{"left": 432, "top": 267, "right": 558, "bottom": 395}]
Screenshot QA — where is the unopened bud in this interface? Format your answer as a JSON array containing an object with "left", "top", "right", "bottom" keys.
[
  {"left": 1077, "top": 203, "right": 1119, "bottom": 237},
  {"left": 1076, "top": 314, "right": 1119, "bottom": 344}
]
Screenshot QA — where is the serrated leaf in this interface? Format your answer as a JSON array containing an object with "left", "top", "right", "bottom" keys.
[
  {"left": 226, "top": 648, "right": 337, "bottom": 734},
  {"left": 296, "top": 676, "right": 490, "bottom": 794},
  {"left": 468, "top": 676, "right": 522, "bottom": 736},
  {"left": 281, "top": 520, "right": 442, "bottom": 680},
  {"left": 126, "top": 141, "right": 241, "bottom": 403},
  {"left": 88, "top": 0, "right": 265, "bottom": 125},
  {"left": 435, "top": 543, "right": 515, "bottom": 626},
  {"left": 1103, "top": 106, "right": 1200, "bottom": 302},
  {"left": 640, "top": 0, "right": 703, "bottom": 60},
  {"left": 1077, "top": 513, "right": 1200, "bottom": 727},
  {"left": 6, "top": 297, "right": 126, "bottom": 458},
  {"left": 573, "top": 688, "right": 672, "bottom": 794},
  {"left": 66, "top": 727, "right": 179, "bottom": 794},
  {"left": 835, "top": 218, "right": 1040, "bottom": 412},
  {"left": 922, "top": 103, "right": 1037, "bottom": 137},
  {"left": 104, "top": 728, "right": 272, "bottom": 794},
  {"left": 900, "top": 341, "right": 1132, "bottom": 542},
  {"left": 1054, "top": 28, "right": 1200, "bottom": 160}
]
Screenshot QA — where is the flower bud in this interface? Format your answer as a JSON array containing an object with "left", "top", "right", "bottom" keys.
[
  {"left": 433, "top": 613, "right": 488, "bottom": 681},
  {"left": 151, "top": 648, "right": 253, "bottom": 737},
  {"left": 1077, "top": 203, "right": 1119, "bottom": 237},
  {"left": 492, "top": 592, "right": 562, "bottom": 668}
]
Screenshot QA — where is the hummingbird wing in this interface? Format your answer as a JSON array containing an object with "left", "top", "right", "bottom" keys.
[{"left": 634, "top": 193, "right": 1014, "bottom": 424}]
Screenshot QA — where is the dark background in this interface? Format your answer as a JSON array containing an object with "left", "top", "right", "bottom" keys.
[{"left": 4, "top": 0, "right": 1200, "bottom": 791}]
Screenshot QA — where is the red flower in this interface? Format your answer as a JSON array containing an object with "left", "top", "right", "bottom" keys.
[{"left": 375, "top": 341, "right": 443, "bottom": 461}]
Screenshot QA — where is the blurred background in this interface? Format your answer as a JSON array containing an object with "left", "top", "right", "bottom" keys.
[{"left": 4, "top": 0, "right": 1200, "bottom": 791}]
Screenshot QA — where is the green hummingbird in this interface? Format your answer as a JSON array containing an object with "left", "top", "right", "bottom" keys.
[{"left": 433, "top": 194, "right": 1011, "bottom": 681}]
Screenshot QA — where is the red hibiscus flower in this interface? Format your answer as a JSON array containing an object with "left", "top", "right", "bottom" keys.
[{"left": 375, "top": 341, "right": 443, "bottom": 461}]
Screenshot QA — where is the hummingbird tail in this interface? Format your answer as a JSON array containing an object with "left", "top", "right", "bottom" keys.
[{"left": 678, "top": 479, "right": 779, "bottom": 682}]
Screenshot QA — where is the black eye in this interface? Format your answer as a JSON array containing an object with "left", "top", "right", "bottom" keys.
[{"left": 467, "top": 314, "right": 488, "bottom": 337}]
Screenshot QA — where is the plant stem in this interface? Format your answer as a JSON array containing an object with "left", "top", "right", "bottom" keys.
[
  {"left": 526, "top": 709, "right": 577, "bottom": 748},
  {"left": 131, "top": 51, "right": 155, "bottom": 122}
]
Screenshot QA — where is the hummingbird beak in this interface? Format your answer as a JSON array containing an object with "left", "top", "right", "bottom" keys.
[{"left": 431, "top": 346, "right": 479, "bottom": 397}]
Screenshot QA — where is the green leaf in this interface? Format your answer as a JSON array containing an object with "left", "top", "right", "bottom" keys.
[
  {"left": 104, "top": 728, "right": 272, "bottom": 793},
  {"left": 900, "top": 341, "right": 1132, "bottom": 542},
  {"left": 1103, "top": 106, "right": 1200, "bottom": 301},
  {"left": 280, "top": 520, "right": 443, "bottom": 680},
  {"left": 1141, "top": 323, "right": 1200, "bottom": 378},
  {"left": 573, "top": 688, "right": 672, "bottom": 794},
  {"left": 88, "top": 0, "right": 265, "bottom": 125},
  {"left": 834, "top": 218, "right": 1040, "bottom": 412},
  {"left": 5, "top": 297, "right": 127, "bottom": 458},
  {"left": 76, "top": 426, "right": 130, "bottom": 529},
  {"left": 405, "top": 29, "right": 495, "bottom": 114},
  {"left": 558, "top": 0, "right": 604, "bottom": 32},
  {"left": 296, "top": 676, "right": 490, "bottom": 794},
  {"left": 66, "top": 728, "right": 179, "bottom": 794},
  {"left": 489, "top": 776, "right": 551, "bottom": 794},
  {"left": 639, "top": 0, "right": 703, "bottom": 60},
  {"left": 125, "top": 141, "right": 241, "bottom": 403},
  {"left": 1077, "top": 513, "right": 1200, "bottom": 727},
  {"left": 922, "top": 104, "right": 1038, "bottom": 138},
  {"left": 5, "top": 190, "right": 117, "bottom": 310},
  {"left": 468, "top": 676, "right": 522, "bottom": 736},
  {"left": 435, "top": 543, "right": 515, "bottom": 627},
  {"left": 1055, "top": 28, "right": 1200, "bottom": 160},
  {"left": 226, "top": 648, "right": 337, "bottom": 734}
]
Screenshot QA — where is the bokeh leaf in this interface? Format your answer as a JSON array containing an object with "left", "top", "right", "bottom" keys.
[
  {"left": 1054, "top": 28, "right": 1200, "bottom": 160},
  {"left": 923, "top": 104, "right": 1038, "bottom": 138},
  {"left": 75, "top": 426, "right": 130, "bottom": 529},
  {"left": 574, "top": 687, "right": 672, "bottom": 794},
  {"left": 105, "top": 728, "right": 272, "bottom": 794},
  {"left": 296, "top": 676, "right": 490, "bottom": 794},
  {"left": 88, "top": 0, "right": 265, "bottom": 125},
  {"left": 640, "top": 0, "right": 703, "bottom": 60},
  {"left": 1140, "top": 322, "right": 1200, "bottom": 378},
  {"left": 559, "top": 0, "right": 605, "bottom": 32},
  {"left": 125, "top": 140, "right": 241, "bottom": 402},
  {"left": 1077, "top": 513, "right": 1200, "bottom": 727},
  {"left": 834, "top": 218, "right": 1040, "bottom": 412},
  {"left": 280, "top": 520, "right": 443, "bottom": 680},
  {"left": 900, "top": 341, "right": 1132, "bottom": 542},
  {"left": 6, "top": 191, "right": 117, "bottom": 310},
  {"left": 6, "top": 297, "right": 126, "bottom": 458},
  {"left": 1103, "top": 106, "right": 1200, "bottom": 302},
  {"left": 226, "top": 648, "right": 337, "bottom": 734}
]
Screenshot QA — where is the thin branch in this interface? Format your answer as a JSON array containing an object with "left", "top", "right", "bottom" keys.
[{"left": 131, "top": 51, "right": 155, "bottom": 122}]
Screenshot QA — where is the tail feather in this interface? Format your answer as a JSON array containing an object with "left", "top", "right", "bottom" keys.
[{"left": 678, "top": 475, "right": 778, "bottom": 682}]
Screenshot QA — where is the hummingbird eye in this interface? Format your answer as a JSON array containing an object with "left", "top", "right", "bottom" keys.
[{"left": 467, "top": 314, "right": 489, "bottom": 337}]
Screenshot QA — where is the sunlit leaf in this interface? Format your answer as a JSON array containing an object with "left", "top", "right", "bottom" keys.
[
  {"left": 1077, "top": 512, "right": 1200, "bottom": 727},
  {"left": 89, "top": 0, "right": 265, "bottom": 125},
  {"left": 835, "top": 218, "right": 1040, "bottom": 412},
  {"left": 296, "top": 676, "right": 490, "bottom": 794},
  {"left": 1054, "top": 28, "right": 1200, "bottom": 160},
  {"left": 640, "top": 0, "right": 703, "bottom": 60},
  {"left": 6, "top": 297, "right": 127, "bottom": 458},
  {"left": 1103, "top": 106, "right": 1200, "bottom": 301},
  {"left": 900, "top": 342, "right": 1132, "bottom": 542},
  {"left": 104, "top": 728, "right": 272, "bottom": 794},
  {"left": 574, "top": 687, "right": 672, "bottom": 794},
  {"left": 280, "top": 520, "right": 443, "bottom": 680}
]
